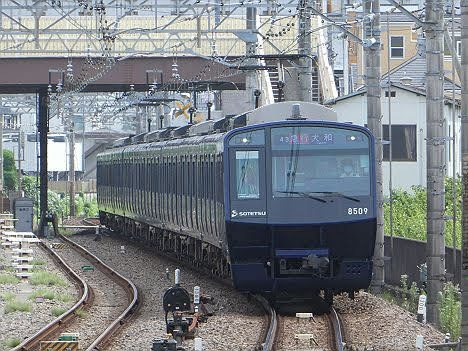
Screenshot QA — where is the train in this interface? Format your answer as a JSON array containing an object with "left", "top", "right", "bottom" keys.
[{"left": 97, "top": 101, "right": 377, "bottom": 303}]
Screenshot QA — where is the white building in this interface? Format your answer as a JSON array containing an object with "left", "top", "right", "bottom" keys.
[{"left": 326, "top": 82, "right": 461, "bottom": 194}]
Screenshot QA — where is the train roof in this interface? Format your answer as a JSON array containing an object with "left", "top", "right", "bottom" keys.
[{"left": 111, "top": 101, "right": 337, "bottom": 148}]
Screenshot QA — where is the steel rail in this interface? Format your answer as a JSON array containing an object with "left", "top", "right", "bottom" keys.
[
  {"left": 328, "top": 307, "right": 345, "bottom": 351},
  {"left": 12, "top": 241, "right": 91, "bottom": 351},
  {"left": 252, "top": 295, "right": 278, "bottom": 351},
  {"left": 59, "top": 234, "right": 140, "bottom": 351}
]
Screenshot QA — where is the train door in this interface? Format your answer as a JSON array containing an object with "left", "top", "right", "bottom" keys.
[{"left": 228, "top": 148, "right": 267, "bottom": 223}]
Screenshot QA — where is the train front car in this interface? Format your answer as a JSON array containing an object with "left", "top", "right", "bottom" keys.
[{"left": 225, "top": 110, "right": 376, "bottom": 300}]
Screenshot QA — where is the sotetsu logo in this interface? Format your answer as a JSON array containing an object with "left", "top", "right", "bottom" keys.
[{"left": 231, "top": 210, "right": 266, "bottom": 217}]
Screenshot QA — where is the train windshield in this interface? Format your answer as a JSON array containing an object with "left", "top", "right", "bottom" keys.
[{"left": 271, "top": 126, "right": 371, "bottom": 198}]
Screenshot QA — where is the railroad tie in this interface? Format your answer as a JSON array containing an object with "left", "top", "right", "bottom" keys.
[
  {"left": 294, "top": 333, "right": 319, "bottom": 347},
  {"left": 40, "top": 340, "right": 79, "bottom": 351},
  {"left": 51, "top": 243, "right": 67, "bottom": 249}
]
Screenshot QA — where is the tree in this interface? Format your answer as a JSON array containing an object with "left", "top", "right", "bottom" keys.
[{"left": 3, "top": 150, "right": 16, "bottom": 191}]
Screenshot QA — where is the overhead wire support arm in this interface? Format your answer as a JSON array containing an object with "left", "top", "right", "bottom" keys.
[
  {"left": 306, "top": 6, "right": 372, "bottom": 47},
  {"left": 383, "top": 0, "right": 426, "bottom": 28}
]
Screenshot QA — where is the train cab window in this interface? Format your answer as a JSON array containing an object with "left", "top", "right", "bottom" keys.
[
  {"left": 229, "top": 129, "right": 265, "bottom": 146},
  {"left": 235, "top": 150, "right": 260, "bottom": 199}
]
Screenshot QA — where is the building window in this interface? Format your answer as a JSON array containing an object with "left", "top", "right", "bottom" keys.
[
  {"left": 383, "top": 125, "right": 417, "bottom": 161},
  {"left": 457, "top": 40, "right": 462, "bottom": 56},
  {"left": 390, "top": 36, "right": 404, "bottom": 58},
  {"left": 384, "top": 91, "right": 396, "bottom": 98}
]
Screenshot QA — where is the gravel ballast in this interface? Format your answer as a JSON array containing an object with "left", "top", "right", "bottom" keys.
[
  {"left": 70, "top": 234, "right": 264, "bottom": 351},
  {"left": 0, "top": 243, "right": 77, "bottom": 351},
  {"left": 49, "top": 240, "right": 128, "bottom": 348},
  {"left": 334, "top": 292, "right": 446, "bottom": 350}
]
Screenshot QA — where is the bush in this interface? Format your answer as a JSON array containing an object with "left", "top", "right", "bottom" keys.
[
  {"left": 439, "top": 282, "right": 461, "bottom": 341},
  {"left": 4, "top": 300, "right": 31, "bottom": 313},
  {"left": 384, "top": 177, "right": 462, "bottom": 247},
  {"left": 29, "top": 272, "right": 67, "bottom": 287},
  {"left": 3, "top": 150, "right": 16, "bottom": 191}
]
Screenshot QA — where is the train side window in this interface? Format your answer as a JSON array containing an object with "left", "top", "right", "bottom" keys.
[
  {"left": 229, "top": 129, "right": 265, "bottom": 146},
  {"left": 235, "top": 150, "right": 260, "bottom": 199}
]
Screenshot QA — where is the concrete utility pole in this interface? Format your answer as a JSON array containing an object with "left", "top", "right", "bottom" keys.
[
  {"left": 460, "top": 0, "right": 468, "bottom": 345},
  {"left": 363, "top": 0, "right": 384, "bottom": 292},
  {"left": 246, "top": 6, "right": 260, "bottom": 108},
  {"left": 68, "top": 126, "right": 75, "bottom": 217},
  {"left": 38, "top": 89, "right": 49, "bottom": 237},
  {"left": 424, "top": 0, "right": 445, "bottom": 325},
  {"left": 298, "top": 0, "right": 313, "bottom": 102},
  {"left": 0, "top": 113, "right": 3, "bottom": 200},
  {"left": 17, "top": 130, "right": 22, "bottom": 193}
]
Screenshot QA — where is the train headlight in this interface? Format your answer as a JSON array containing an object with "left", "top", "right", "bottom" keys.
[{"left": 241, "top": 137, "right": 250, "bottom": 144}]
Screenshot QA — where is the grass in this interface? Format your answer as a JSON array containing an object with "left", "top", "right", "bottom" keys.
[
  {"left": 29, "top": 290, "right": 55, "bottom": 301},
  {"left": 2, "top": 292, "right": 15, "bottom": 302},
  {"left": 51, "top": 307, "right": 67, "bottom": 317},
  {"left": 30, "top": 259, "right": 46, "bottom": 266},
  {"left": 74, "top": 309, "right": 87, "bottom": 318},
  {"left": 28, "top": 290, "right": 74, "bottom": 303},
  {"left": 3, "top": 267, "right": 15, "bottom": 273},
  {"left": 56, "top": 293, "right": 74, "bottom": 303},
  {"left": 0, "top": 274, "right": 20, "bottom": 285},
  {"left": 3, "top": 338, "right": 21, "bottom": 348},
  {"left": 29, "top": 271, "right": 67, "bottom": 287},
  {"left": 4, "top": 300, "right": 32, "bottom": 314}
]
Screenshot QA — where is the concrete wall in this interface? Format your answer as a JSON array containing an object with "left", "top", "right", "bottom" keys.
[{"left": 384, "top": 236, "right": 460, "bottom": 287}]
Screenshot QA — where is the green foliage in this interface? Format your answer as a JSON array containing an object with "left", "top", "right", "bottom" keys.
[
  {"left": 56, "top": 293, "right": 74, "bottom": 303},
  {"left": 2, "top": 292, "right": 15, "bottom": 301},
  {"left": 0, "top": 274, "right": 20, "bottom": 285},
  {"left": 400, "top": 275, "right": 408, "bottom": 309},
  {"left": 74, "top": 309, "right": 87, "bottom": 318},
  {"left": 29, "top": 290, "right": 56, "bottom": 301},
  {"left": 384, "top": 177, "right": 462, "bottom": 247},
  {"left": 28, "top": 290, "right": 73, "bottom": 303},
  {"left": 29, "top": 271, "right": 67, "bottom": 287},
  {"left": 51, "top": 307, "right": 67, "bottom": 317},
  {"left": 439, "top": 282, "right": 461, "bottom": 341},
  {"left": 3, "top": 150, "right": 15, "bottom": 171},
  {"left": 3, "top": 338, "right": 21, "bottom": 348},
  {"left": 20, "top": 176, "right": 98, "bottom": 219},
  {"left": 3, "top": 150, "right": 17, "bottom": 191},
  {"left": 4, "top": 300, "right": 31, "bottom": 313},
  {"left": 30, "top": 259, "right": 46, "bottom": 266}
]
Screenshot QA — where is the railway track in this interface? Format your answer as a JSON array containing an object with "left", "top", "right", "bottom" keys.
[
  {"left": 12, "top": 235, "right": 139, "bottom": 351},
  {"left": 256, "top": 295, "right": 345, "bottom": 351}
]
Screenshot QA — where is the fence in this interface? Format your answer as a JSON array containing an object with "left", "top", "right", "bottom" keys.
[{"left": 384, "top": 236, "right": 461, "bottom": 286}]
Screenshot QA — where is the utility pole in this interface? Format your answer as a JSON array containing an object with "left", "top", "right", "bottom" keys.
[
  {"left": 460, "top": 0, "right": 468, "bottom": 345},
  {"left": 246, "top": 6, "right": 260, "bottom": 108},
  {"left": 298, "top": 0, "right": 313, "bottom": 102},
  {"left": 424, "top": 0, "right": 445, "bottom": 325},
  {"left": 68, "top": 125, "right": 75, "bottom": 217},
  {"left": 0, "top": 110, "right": 3, "bottom": 209},
  {"left": 17, "top": 129, "right": 22, "bottom": 193},
  {"left": 38, "top": 89, "right": 49, "bottom": 237},
  {"left": 363, "top": 0, "right": 384, "bottom": 292}
]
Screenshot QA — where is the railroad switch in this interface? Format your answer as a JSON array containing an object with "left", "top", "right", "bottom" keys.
[{"left": 151, "top": 338, "right": 177, "bottom": 351}]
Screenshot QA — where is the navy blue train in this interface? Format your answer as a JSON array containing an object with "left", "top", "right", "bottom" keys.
[{"left": 97, "top": 101, "right": 376, "bottom": 302}]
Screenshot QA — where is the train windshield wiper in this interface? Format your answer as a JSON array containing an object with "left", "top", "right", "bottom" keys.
[
  {"left": 277, "top": 191, "right": 327, "bottom": 203},
  {"left": 309, "top": 191, "right": 361, "bottom": 203}
]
